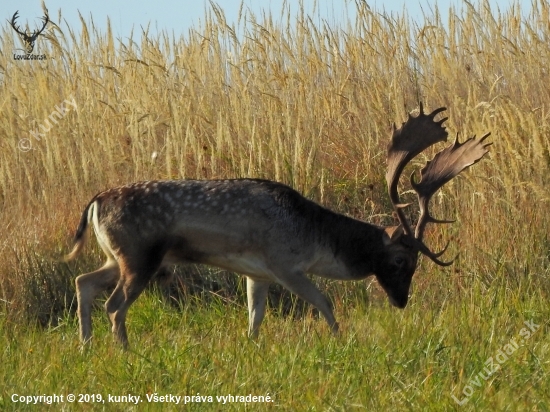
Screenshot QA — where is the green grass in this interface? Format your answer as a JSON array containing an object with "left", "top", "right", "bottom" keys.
[{"left": 0, "top": 278, "right": 548, "bottom": 411}]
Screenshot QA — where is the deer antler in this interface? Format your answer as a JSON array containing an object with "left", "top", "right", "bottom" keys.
[
  {"left": 9, "top": 11, "right": 27, "bottom": 37},
  {"left": 9, "top": 11, "right": 49, "bottom": 54},
  {"left": 35, "top": 13, "right": 49, "bottom": 39},
  {"left": 412, "top": 132, "right": 492, "bottom": 241},
  {"left": 386, "top": 102, "right": 448, "bottom": 237},
  {"left": 386, "top": 104, "right": 491, "bottom": 266}
]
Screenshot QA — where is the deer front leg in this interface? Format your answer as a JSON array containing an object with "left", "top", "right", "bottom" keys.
[
  {"left": 246, "top": 277, "right": 270, "bottom": 338},
  {"left": 277, "top": 271, "right": 339, "bottom": 334}
]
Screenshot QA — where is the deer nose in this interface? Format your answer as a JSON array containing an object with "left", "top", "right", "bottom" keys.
[{"left": 389, "top": 294, "right": 408, "bottom": 309}]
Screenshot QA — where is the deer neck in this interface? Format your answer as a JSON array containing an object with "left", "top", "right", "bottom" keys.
[{"left": 308, "top": 212, "right": 386, "bottom": 281}]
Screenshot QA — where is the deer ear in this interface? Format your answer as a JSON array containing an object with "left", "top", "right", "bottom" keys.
[{"left": 383, "top": 225, "right": 405, "bottom": 245}]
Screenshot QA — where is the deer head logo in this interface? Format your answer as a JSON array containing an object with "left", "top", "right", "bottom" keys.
[{"left": 9, "top": 11, "right": 49, "bottom": 54}]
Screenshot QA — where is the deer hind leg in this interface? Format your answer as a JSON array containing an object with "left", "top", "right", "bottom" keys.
[
  {"left": 75, "top": 261, "right": 119, "bottom": 344},
  {"left": 104, "top": 249, "right": 165, "bottom": 348},
  {"left": 246, "top": 277, "right": 270, "bottom": 338},
  {"left": 277, "top": 271, "right": 339, "bottom": 334}
]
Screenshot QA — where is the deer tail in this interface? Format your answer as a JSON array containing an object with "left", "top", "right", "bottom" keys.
[{"left": 64, "top": 199, "right": 97, "bottom": 262}]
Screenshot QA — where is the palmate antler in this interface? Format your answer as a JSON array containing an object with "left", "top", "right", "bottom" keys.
[{"left": 386, "top": 103, "right": 491, "bottom": 265}]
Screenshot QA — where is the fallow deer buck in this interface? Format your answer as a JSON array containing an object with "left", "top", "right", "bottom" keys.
[{"left": 66, "top": 104, "right": 490, "bottom": 347}]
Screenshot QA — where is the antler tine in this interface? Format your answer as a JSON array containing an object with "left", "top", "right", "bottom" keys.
[
  {"left": 415, "top": 239, "right": 456, "bottom": 266},
  {"left": 412, "top": 169, "right": 456, "bottom": 241},
  {"left": 410, "top": 132, "right": 491, "bottom": 261},
  {"left": 36, "top": 13, "right": 49, "bottom": 37},
  {"left": 386, "top": 103, "right": 449, "bottom": 235},
  {"left": 10, "top": 11, "right": 26, "bottom": 36}
]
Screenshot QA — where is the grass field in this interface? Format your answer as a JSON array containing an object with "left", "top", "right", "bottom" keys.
[{"left": 0, "top": 0, "right": 549, "bottom": 410}]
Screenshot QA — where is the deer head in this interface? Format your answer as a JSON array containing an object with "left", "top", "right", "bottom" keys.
[
  {"left": 377, "top": 103, "right": 491, "bottom": 307},
  {"left": 9, "top": 11, "right": 49, "bottom": 54}
]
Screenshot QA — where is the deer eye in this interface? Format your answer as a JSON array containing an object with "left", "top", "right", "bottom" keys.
[{"left": 394, "top": 256, "right": 405, "bottom": 266}]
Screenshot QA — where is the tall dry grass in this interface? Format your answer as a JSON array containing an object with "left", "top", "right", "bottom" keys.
[{"left": 0, "top": 0, "right": 548, "bottom": 324}]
